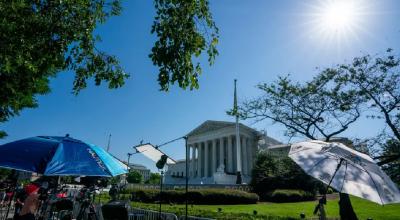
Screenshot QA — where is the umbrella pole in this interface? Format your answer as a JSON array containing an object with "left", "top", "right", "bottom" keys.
[{"left": 325, "top": 158, "right": 344, "bottom": 195}]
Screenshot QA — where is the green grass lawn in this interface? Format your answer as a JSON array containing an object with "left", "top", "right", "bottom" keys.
[{"left": 127, "top": 196, "right": 400, "bottom": 220}]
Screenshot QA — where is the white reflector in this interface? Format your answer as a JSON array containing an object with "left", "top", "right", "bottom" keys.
[{"left": 135, "top": 144, "right": 176, "bottom": 164}]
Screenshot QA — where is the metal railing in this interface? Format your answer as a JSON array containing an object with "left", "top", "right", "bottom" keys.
[
  {"left": 130, "top": 208, "right": 178, "bottom": 220},
  {"left": 178, "top": 216, "right": 215, "bottom": 220},
  {"left": 128, "top": 208, "right": 216, "bottom": 220}
]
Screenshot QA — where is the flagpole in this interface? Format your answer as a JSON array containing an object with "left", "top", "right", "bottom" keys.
[
  {"left": 106, "top": 134, "right": 112, "bottom": 152},
  {"left": 234, "top": 79, "right": 242, "bottom": 184}
]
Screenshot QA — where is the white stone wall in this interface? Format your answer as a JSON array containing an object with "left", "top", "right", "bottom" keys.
[{"left": 165, "top": 121, "right": 282, "bottom": 185}]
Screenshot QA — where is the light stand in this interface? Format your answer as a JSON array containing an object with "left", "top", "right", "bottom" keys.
[
  {"left": 156, "top": 155, "right": 168, "bottom": 220},
  {"left": 134, "top": 136, "right": 189, "bottom": 220},
  {"left": 158, "top": 170, "right": 164, "bottom": 220},
  {"left": 126, "top": 153, "right": 132, "bottom": 185},
  {"left": 184, "top": 136, "right": 189, "bottom": 219}
]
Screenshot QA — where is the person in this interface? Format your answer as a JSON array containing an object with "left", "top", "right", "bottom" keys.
[
  {"left": 339, "top": 193, "right": 358, "bottom": 220},
  {"left": 5, "top": 184, "right": 14, "bottom": 206},
  {"left": 56, "top": 189, "right": 67, "bottom": 199},
  {"left": 0, "top": 182, "right": 7, "bottom": 206},
  {"left": 18, "top": 183, "right": 40, "bottom": 220},
  {"left": 313, "top": 195, "right": 327, "bottom": 220},
  {"left": 109, "top": 184, "right": 118, "bottom": 201},
  {"left": 13, "top": 184, "right": 27, "bottom": 220}
]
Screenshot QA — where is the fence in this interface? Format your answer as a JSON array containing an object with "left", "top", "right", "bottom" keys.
[
  {"left": 178, "top": 216, "right": 215, "bottom": 220},
  {"left": 129, "top": 208, "right": 216, "bottom": 220},
  {"left": 130, "top": 208, "right": 178, "bottom": 220},
  {"left": 126, "top": 183, "right": 252, "bottom": 192}
]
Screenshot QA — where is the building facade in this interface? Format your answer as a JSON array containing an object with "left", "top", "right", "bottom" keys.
[{"left": 165, "top": 120, "right": 281, "bottom": 184}]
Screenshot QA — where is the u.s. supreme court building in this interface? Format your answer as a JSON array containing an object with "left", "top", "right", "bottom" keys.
[{"left": 164, "top": 120, "right": 284, "bottom": 185}]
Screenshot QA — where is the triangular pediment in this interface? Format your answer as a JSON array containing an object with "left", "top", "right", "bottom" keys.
[
  {"left": 187, "top": 120, "right": 261, "bottom": 137},
  {"left": 187, "top": 120, "right": 234, "bottom": 137}
]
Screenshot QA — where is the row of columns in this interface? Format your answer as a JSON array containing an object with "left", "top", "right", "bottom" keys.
[{"left": 188, "top": 135, "right": 254, "bottom": 178}]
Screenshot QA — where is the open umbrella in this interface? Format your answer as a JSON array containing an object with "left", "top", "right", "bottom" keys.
[
  {"left": 0, "top": 136, "right": 127, "bottom": 177},
  {"left": 289, "top": 140, "right": 400, "bottom": 205}
]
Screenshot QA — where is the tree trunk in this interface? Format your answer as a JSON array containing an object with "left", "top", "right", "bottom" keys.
[{"left": 339, "top": 193, "right": 358, "bottom": 220}]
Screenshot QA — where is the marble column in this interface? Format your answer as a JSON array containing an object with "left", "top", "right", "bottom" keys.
[
  {"left": 241, "top": 136, "right": 248, "bottom": 175},
  {"left": 197, "top": 143, "right": 202, "bottom": 177},
  {"left": 191, "top": 145, "right": 196, "bottom": 177},
  {"left": 246, "top": 138, "right": 253, "bottom": 175},
  {"left": 248, "top": 139, "right": 254, "bottom": 174},
  {"left": 204, "top": 141, "right": 209, "bottom": 177},
  {"left": 227, "top": 136, "right": 233, "bottom": 173},
  {"left": 212, "top": 139, "right": 217, "bottom": 174},
  {"left": 219, "top": 137, "right": 224, "bottom": 171}
]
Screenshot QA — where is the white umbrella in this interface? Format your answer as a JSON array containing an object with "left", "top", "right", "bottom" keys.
[{"left": 289, "top": 140, "right": 400, "bottom": 205}]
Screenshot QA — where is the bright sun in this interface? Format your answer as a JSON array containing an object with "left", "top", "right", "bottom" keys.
[
  {"left": 305, "top": 0, "right": 369, "bottom": 46},
  {"left": 320, "top": 0, "right": 357, "bottom": 31}
]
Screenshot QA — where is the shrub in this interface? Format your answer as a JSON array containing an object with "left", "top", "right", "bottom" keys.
[
  {"left": 130, "top": 189, "right": 259, "bottom": 204},
  {"left": 126, "top": 171, "right": 143, "bottom": 184},
  {"left": 316, "top": 185, "right": 335, "bottom": 195},
  {"left": 132, "top": 189, "right": 159, "bottom": 203},
  {"left": 251, "top": 152, "right": 321, "bottom": 198},
  {"left": 263, "top": 189, "right": 315, "bottom": 203}
]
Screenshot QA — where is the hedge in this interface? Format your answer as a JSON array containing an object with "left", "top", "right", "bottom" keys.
[
  {"left": 130, "top": 189, "right": 259, "bottom": 204},
  {"left": 263, "top": 189, "right": 315, "bottom": 203}
]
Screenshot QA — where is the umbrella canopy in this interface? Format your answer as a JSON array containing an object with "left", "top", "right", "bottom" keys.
[
  {"left": 0, "top": 136, "right": 127, "bottom": 177},
  {"left": 289, "top": 140, "right": 400, "bottom": 205}
]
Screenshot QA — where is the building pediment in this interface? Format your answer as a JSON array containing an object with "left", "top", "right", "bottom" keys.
[
  {"left": 187, "top": 120, "right": 234, "bottom": 137},
  {"left": 187, "top": 120, "right": 262, "bottom": 137}
]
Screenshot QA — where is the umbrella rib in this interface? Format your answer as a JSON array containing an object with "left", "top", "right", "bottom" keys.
[
  {"left": 288, "top": 147, "right": 314, "bottom": 156},
  {"left": 306, "top": 155, "right": 331, "bottom": 173},
  {"left": 88, "top": 146, "right": 114, "bottom": 177},
  {"left": 364, "top": 168, "right": 385, "bottom": 205}
]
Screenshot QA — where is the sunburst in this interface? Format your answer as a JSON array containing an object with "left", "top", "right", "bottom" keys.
[{"left": 303, "top": 0, "right": 371, "bottom": 51}]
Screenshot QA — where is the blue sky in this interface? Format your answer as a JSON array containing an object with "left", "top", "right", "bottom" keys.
[{"left": 2, "top": 0, "right": 400, "bottom": 172}]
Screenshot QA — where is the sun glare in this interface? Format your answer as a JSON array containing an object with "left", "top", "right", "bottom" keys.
[
  {"left": 321, "top": 1, "right": 356, "bottom": 31},
  {"left": 301, "top": 0, "right": 372, "bottom": 51}
]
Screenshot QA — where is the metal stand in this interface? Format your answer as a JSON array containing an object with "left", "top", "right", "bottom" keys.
[
  {"left": 134, "top": 136, "right": 190, "bottom": 220},
  {"left": 184, "top": 136, "right": 188, "bottom": 220},
  {"left": 325, "top": 158, "right": 344, "bottom": 195},
  {"left": 126, "top": 153, "right": 132, "bottom": 185},
  {"left": 158, "top": 170, "right": 164, "bottom": 220}
]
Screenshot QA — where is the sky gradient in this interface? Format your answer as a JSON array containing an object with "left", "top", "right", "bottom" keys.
[{"left": 2, "top": 0, "right": 400, "bottom": 172}]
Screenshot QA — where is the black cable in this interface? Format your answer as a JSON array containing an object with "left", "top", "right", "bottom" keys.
[{"left": 156, "top": 136, "right": 186, "bottom": 149}]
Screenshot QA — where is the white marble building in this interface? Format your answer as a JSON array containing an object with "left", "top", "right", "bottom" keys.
[{"left": 165, "top": 120, "right": 281, "bottom": 184}]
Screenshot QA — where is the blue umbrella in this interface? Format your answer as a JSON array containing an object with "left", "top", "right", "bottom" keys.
[{"left": 0, "top": 136, "right": 127, "bottom": 177}]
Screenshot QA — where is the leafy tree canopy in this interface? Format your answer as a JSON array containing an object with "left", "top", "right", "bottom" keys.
[
  {"left": 126, "top": 170, "right": 143, "bottom": 184},
  {"left": 145, "top": 172, "right": 161, "bottom": 184},
  {"left": 235, "top": 72, "right": 361, "bottom": 141},
  {"left": 326, "top": 49, "right": 400, "bottom": 142},
  {"left": 0, "top": 0, "right": 218, "bottom": 137},
  {"left": 376, "top": 139, "right": 400, "bottom": 186},
  {"left": 236, "top": 49, "right": 399, "bottom": 144},
  {"left": 251, "top": 152, "right": 320, "bottom": 198},
  {"left": 0, "top": 168, "right": 11, "bottom": 181},
  {"left": 151, "top": 0, "right": 218, "bottom": 91}
]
